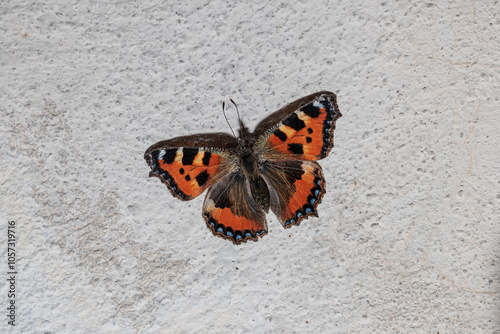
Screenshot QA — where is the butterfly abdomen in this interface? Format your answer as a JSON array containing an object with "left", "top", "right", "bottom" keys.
[{"left": 249, "top": 176, "right": 270, "bottom": 213}]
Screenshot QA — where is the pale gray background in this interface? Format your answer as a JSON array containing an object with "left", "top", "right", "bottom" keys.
[{"left": 1, "top": 1, "right": 499, "bottom": 333}]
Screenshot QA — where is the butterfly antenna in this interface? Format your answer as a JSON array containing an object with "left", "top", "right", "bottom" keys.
[
  {"left": 229, "top": 98, "right": 242, "bottom": 124},
  {"left": 222, "top": 100, "right": 237, "bottom": 139}
]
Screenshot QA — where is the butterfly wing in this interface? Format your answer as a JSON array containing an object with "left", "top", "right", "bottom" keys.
[
  {"left": 203, "top": 172, "right": 268, "bottom": 244},
  {"left": 253, "top": 91, "right": 341, "bottom": 161},
  {"left": 144, "top": 133, "right": 238, "bottom": 201},
  {"left": 253, "top": 91, "right": 342, "bottom": 228},
  {"left": 260, "top": 159, "right": 326, "bottom": 228}
]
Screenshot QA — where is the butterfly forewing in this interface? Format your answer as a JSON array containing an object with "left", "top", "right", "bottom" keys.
[
  {"left": 145, "top": 134, "right": 238, "bottom": 200},
  {"left": 254, "top": 92, "right": 341, "bottom": 161}
]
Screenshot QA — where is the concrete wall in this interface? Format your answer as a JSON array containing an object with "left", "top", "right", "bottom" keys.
[{"left": 1, "top": 1, "right": 498, "bottom": 332}]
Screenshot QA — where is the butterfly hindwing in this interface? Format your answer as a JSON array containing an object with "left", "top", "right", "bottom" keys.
[
  {"left": 261, "top": 160, "right": 326, "bottom": 228},
  {"left": 203, "top": 173, "right": 268, "bottom": 244},
  {"left": 254, "top": 91, "right": 341, "bottom": 161},
  {"left": 145, "top": 134, "right": 238, "bottom": 201}
]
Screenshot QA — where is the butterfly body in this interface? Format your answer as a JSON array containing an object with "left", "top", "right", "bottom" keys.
[
  {"left": 238, "top": 150, "right": 270, "bottom": 212},
  {"left": 145, "top": 91, "right": 342, "bottom": 244}
]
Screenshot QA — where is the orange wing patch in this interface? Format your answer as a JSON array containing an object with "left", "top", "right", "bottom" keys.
[
  {"left": 203, "top": 174, "right": 268, "bottom": 244},
  {"left": 259, "top": 95, "right": 341, "bottom": 161},
  {"left": 205, "top": 206, "right": 268, "bottom": 244},
  {"left": 145, "top": 147, "right": 231, "bottom": 200}
]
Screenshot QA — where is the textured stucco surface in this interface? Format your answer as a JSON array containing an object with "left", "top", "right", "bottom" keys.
[{"left": 1, "top": 1, "right": 499, "bottom": 333}]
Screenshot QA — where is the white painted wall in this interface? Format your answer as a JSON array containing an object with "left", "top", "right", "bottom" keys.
[{"left": 1, "top": 1, "right": 498, "bottom": 332}]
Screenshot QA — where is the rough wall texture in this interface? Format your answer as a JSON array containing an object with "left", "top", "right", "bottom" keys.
[{"left": 1, "top": 1, "right": 498, "bottom": 333}]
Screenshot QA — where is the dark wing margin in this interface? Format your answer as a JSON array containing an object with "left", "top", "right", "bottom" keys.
[{"left": 145, "top": 132, "right": 239, "bottom": 152}]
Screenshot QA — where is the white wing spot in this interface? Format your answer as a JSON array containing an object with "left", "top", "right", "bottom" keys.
[
  {"left": 313, "top": 101, "right": 324, "bottom": 108},
  {"left": 158, "top": 150, "right": 166, "bottom": 160}
]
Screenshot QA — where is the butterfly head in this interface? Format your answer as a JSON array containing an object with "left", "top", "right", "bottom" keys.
[{"left": 222, "top": 98, "right": 254, "bottom": 150}]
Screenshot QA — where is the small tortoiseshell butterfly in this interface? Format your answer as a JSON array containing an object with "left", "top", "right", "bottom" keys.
[{"left": 144, "top": 91, "right": 342, "bottom": 244}]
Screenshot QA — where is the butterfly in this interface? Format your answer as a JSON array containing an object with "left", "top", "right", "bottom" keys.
[{"left": 144, "top": 91, "right": 342, "bottom": 244}]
